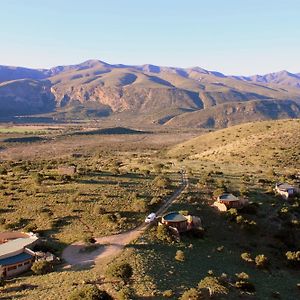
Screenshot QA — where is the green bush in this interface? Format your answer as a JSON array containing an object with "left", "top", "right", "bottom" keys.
[
  {"left": 69, "top": 285, "right": 112, "bottom": 300},
  {"left": 31, "top": 260, "right": 53, "bottom": 275},
  {"left": 117, "top": 286, "right": 134, "bottom": 300},
  {"left": 156, "top": 224, "right": 173, "bottom": 243},
  {"left": 105, "top": 262, "right": 133, "bottom": 283}
]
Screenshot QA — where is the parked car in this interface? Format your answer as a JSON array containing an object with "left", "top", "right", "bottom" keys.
[{"left": 145, "top": 213, "right": 156, "bottom": 223}]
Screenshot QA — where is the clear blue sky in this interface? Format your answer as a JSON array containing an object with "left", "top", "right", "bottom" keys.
[{"left": 1, "top": 0, "right": 299, "bottom": 75}]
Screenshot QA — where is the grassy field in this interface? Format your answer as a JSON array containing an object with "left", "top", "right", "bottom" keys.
[{"left": 0, "top": 119, "right": 299, "bottom": 299}]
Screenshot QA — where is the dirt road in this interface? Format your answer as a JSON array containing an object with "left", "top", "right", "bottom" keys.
[{"left": 62, "top": 172, "right": 188, "bottom": 266}]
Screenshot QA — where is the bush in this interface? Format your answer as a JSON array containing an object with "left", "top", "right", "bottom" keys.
[
  {"left": 31, "top": 260, "right": 53, "bottom": 275},
  {"left": 156, "top": 224, "right": 173, "bottom": 243},
  {"left": 180, "top": 288, "right": 202, "bottom": 300},
  {"left": 69, "top": 285, "right": 112, "bottom": 300},
  {"left": 198, "top": 276, "right": 228, "bottom": 297},
  {"left": 175, "top": 250, "right": 185, "bottom": 262},
  {"left": 0, "top": 167, "right": 7, "bottom": 175},
  {"left": 83, "top": 234, "right": 96, "bottom": 245},
  {"left": 255, "top": 254, "right": 269, "bottom": 268},
  {"left": 117, "top": 286, "right": 134, "bottom": 300},
  {"left": 285, "top": 251, "right": 300, "bottom": 266},
  {"left": 235, "top": 272, "right": 255, "bottom": 293},
  {"left": 213, "top": 188, "right": 225, "bottom": 198},
  {"left": 105, "top": 262, "right": 133, "bottom": 283},
  {"left": 162, "top": 290, "right": 174, "bottom": 298},
  {"left": 153, "top": 175, "right": 171, "bottom": 188},
  {"left": 241, "top": 252, "right": 253, "bottom": 263},
  {"left": 131, "top": 198, "right": 147, "bottom": 212}
]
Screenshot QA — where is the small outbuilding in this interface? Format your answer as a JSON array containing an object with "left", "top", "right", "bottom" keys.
[
  {"left": 161, "top": 211, "right": 201, "bottom": 233},
  {"left": 213, "top": 193, "right": 248, "bottom": 212},
  {"left": 275, "top": 183, "right": 297, "bottom": 199}
]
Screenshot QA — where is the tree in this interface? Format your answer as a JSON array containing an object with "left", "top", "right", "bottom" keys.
[
  {"left": 69, "top": 285, "right": 112, "bottom": 300},
  {"left": 198, "top": 276, "right": 228, "bottom": 297},
  {"left": 31, "top": 260, "right": 53, "bottom": 275},
  {"left": 105, "top": 262, "right": 133, "bottom": 284}
]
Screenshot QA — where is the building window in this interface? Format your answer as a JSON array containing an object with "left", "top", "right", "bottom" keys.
[
  {"left": 24, "top": 261, "right": 30, "bottom": 265},
  {"left": 7, "top": 266, "right": 17, "bottom": 271},
  {"left": 18, "top": 264, "right": 23, "bottom": 267}
]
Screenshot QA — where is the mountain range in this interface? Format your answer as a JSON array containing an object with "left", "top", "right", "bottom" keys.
[{"left": 0, "top": 59, "right": 300, "bottom": 128}]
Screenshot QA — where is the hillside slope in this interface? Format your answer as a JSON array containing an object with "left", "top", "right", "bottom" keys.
[
  {"left": 165, "top": 99, "right": 300, "bottom": 128},
  {"left": 169, "top": 119, "right": 300, "bottom": 171},
  {"left": 0, "top": 79, "right": 55, "bottom": 116}
]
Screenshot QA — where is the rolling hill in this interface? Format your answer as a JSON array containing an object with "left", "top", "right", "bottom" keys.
[
  {"left": 0, "top": 59, "right": 300, "bottom": 127},
  {"left": 168, "top": 119, "right": 300, "bottom": 171}
]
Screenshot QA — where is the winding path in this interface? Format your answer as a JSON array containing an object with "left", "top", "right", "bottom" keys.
[{"left": 62, "top": 172, "right": 188, "bottom": 266}]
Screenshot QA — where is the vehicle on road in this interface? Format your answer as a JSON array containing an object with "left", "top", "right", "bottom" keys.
[{"left": 145, "top": 213, "right": 156, "bottom": 223}]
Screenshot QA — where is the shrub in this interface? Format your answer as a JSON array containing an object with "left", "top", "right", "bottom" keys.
[
  {"left": 105, "top": 262, "right": 133, "bottom": 283},
  {"left": 241, "top": 252, "right": 253, "bottom": 263},
  {"left": 235, "top": 272, "right": 255, "bottom": 293},
  {"left": 83, "top": 234, "right": 96, "bottom": 245},
  {"left": 156, "top": 224, "right": 173, "bottom": 243},
  {"left": 255, "top": 254, "right": 269, "bottom": 268},
  {"left": 69, "top": 285, "right": 112, "bottom": 300},
  {"left": 131, "top": 198, "right": 147, "bottom": 212},
  {"left": 31, "top": 260, "right": 53, "bottom": 275},
  {"left": 213, "top": 188, "right": 225, "bottom": 198},
  {"left": 0, "top": 167, "right": 7, "bottom": 175},
  {"left": 198, "top": 276, "right": 228, "bottom": 297},
  {"left": 93, "top": 205, "right": 106, "bottom": 215},
  {"left": 180, "top": 288, "right": 202, "bottom": 300},
  {"left": 153, "top": 175, "right": 170, "bottom": 188},
  {"left": 162, "top": 290, "right": 174, "bottom": 298},
  {"left": 117, "top": 286, "right": 134, "bottom": 300},
  {"left": 285, "top": 251, "right": 300, "bottom": 266},
  {"left": 175, "top": 250, "right": 185, "bottom": 262}
]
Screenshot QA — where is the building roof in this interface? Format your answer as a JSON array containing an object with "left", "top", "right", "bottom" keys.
[
  {"left": 218, "top": 193, "right": 239, "bottom": 202},
  {"left": 163, "top": 212, "right": 187, "bottom": 222},
  {"left": 0, "top": 236, "right": 38, "bottom": 258},
  {"left": 0, "top": 252, "right": 33, "bottom": 266},
  {"left": 276, "top": 183, "right": 294, "bottom": 190}
]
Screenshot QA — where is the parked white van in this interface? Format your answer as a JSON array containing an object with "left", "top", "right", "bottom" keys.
[{"left": 145, "top": 213, "right": 156, "bottom": 223}]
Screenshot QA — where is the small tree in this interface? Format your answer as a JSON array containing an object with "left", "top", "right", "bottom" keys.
[{"left": 105, "top": 262, "right": 133, "bottom": 284}]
